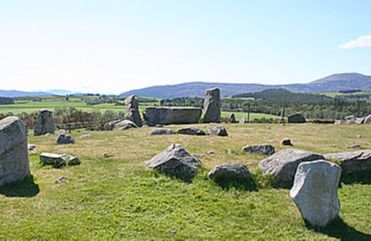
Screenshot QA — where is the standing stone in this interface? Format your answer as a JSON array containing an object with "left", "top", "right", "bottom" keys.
[
  {"left": 125, "top": 95, "right": 142, "bottom": 127},
  {"left": 203, "top": 88, "right": 221, "bottom": 123},
  {"left": 287, "top": 113, "right": 306, "bottom": 123},
  {"left": 0, "top": 116, "right": 30, "bottom": 186},
  {"left": 34, "top": 109, "right": 55, "bottom": 136},
  {"left": 290, "top": 160, "right": 341, "bottom": 227},
  {"left": 228, "top": 113, "right": 238, "bottom": 124}
]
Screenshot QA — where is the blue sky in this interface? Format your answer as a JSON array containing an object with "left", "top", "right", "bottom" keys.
[{"left": 0, "top": 0, "right": 370, "bottom": 93}]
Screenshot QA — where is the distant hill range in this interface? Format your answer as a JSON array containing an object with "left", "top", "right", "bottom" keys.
[
  {"left": 121, "top": 73, "right": 371, "bottom": 98},
  {"left": 0, "top": 89, "right": 83, "bottom": 98}
]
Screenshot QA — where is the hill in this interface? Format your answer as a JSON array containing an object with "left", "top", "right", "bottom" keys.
[
  {"left": 121, "top": 73, "right": 371, "bottom": 98},
  {"left": 0, "top": 90, "right": 52, "bottom": 98}
]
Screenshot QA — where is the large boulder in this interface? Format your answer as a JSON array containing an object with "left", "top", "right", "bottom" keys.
[
  {"left": 149, "top": 128, "right": 174, "bottom": 135},
  {"left": 208, "top": 126, "right": 228, "bottom": 137},
  {"left": 40, "top": 153, "right": 80, "bottom": 168},
  {"left": 208, "top": 163, "right": 251, "bottom": 183},
  {"left": 290, "top": 160, "right": 341, "bottom": 227},
  {"left": 0, "top": 116, "right": 30, "bottom": 186},
  {"left": 203, "top": 88, "right": 221, "bottom": 123},
  {"left": 324, "top": 150, "right": 371, "bottom": 174},
  {"left": 258, "top": 149, "right": 324, "bottom": 186},
  {"left": 143, "top": 107, "right": 202, "bottom": 126},
  {"left": 125, "top": 95, "right": 142, "bottom": 127},
  {"left": 242, "top": 144, "right": 275, "bottom": 155},
  {"left": 34, "top": 109, "right": 55, "bottom": 136},
  {"left": 287, "top": 113, "right": 306, "bottom": 123},
  {"left": 57, "top": 133, "right": 75, "bottom": 145},
  {"left": 145, "top": 144, "right": 201, "bottom": 180},
  {"left": 177, "top": 127, "right": 206, "bottom": 136}
]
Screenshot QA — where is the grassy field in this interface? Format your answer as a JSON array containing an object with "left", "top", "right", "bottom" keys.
[{"left": 0, "top": 123, "right": 370, "bottom": 240}]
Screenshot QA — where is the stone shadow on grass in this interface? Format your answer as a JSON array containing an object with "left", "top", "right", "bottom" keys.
[
  {"left": 214, "top": 178, "right": 258, "bottom": 191},
  {"left": 309, "top": 217, "right": 371, "bottom": 241},
  {"left": 0, "top": 175, "right": 39, "bottom": 197},
  {"left": 340, "top": 170, "right": 371, "bottom": 185}
]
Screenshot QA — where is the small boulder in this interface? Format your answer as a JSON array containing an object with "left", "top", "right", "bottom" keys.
[
  {"left": 111, "top": 120, "right": 138, "bottom": 130},
  {"left": 149, "top": 128, "right": 174, "bottom": 135},
  {"left": 281, "top": 138, "right": 293, "bottom": 146},
  {"left": 145, "top": 144, "right": 201, "bottom": 180},
  {"left": 40, "top": 153, "right": 80, "bottom": 168},
  {"left": 208, "top": 126, "right": 228, "bottom": 137},
  {"left": 208, "top": 163, "right": 251, "bottom": 183},
  {"left": 258, "top": 149, "right": 324, "bottom": 186},
  {"left": 242, "top": 144, "right": 275, "bottom": 155},
  {"left": 54, "top": 176, "right": 68, "bottom": 184},
  {"left": 177, "top": 127, "right": 206, "bottom": 136},
  {"left": 288, "top": 113, "right": 306, "bottom": 123},
  {"left": 290, "top": 160, "right": 341, "bottom": 227},
  {"left": 28, "top": 144, "right": 37, "bottom": 151},
  {"left": 57, "top": 133, "right": 75, "bottom": 145},
  {"left": 324, "top": 150, "right": 371, "bottom": 174}
]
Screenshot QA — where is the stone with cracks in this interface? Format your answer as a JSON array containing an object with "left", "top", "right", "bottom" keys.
[
  {"left": 203, "top": 88, "right": 221, "bottom": 123},
  {"left": 34, "top": 109, "right": 55, "bottom": 136},
  {"left": 109, "top": 119, "right": 138, "bottom": 130},
  {"left": 40, "top": 153, "right": 80, "bottom": 168},
  {"left": 125, "top": 95, "right": 142, "bottom": 127},
  {"left": 242, "top": 144, "right": 275, "bottom": 155},
  {"left": 324, "top": 150, "right": 371, "bottom": 174},
  {"left": 290, "top": 160, "right": 341, "bottom": 227},
  {"left": 145, "top": 144, "right": 201, "bottom": 180},
  {"left": 0, "top": 116, "right": 30, "bottom": 186},
  {"left": 258, "top": 149, "right": 324, "bottom": 186}
]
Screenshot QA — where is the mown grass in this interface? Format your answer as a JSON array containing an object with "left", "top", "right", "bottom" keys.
[{"left": 0, "top": 123, "right": 371, "bottom": 240}]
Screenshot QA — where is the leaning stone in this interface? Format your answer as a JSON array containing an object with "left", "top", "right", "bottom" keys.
[
  {"left": 177, "top": 127, "right": 206, "bottom": 136},
  {"left": 203, "top": 88, "right": 221, "bottom": 123},
  {"left": 290, "top": 160, "right": 341, "bottom": 227},
  {"left": 145, "top": 144, "right": 201, "bottom": 180},
  {"left": 208, "top": 163, "right": 251, "bottom": 183},
  {"left": 208, "top": 126, "right": 228, "bottom": 137},
  {"left": 34, "top": 109, "right": 55, "bottom": 136},
  {"left": 57, "top": 133, "right": 75, "bottom": 145},
  {"left": 0, "top": 116, "right": 30, "bottom": 186},
  {"left": 149, "top": 128, "right": 174, "bottom": 135},
  {"left": 324, "top": 150, "right": 371, "bottom": 174},
  {"left": 242, "top": 144, "right": 275, "bottom": 155},
  {"left": 40, "top": 153, "right": 80, "bottom": 168},
  {"left": 258, "top": 149, "right": 324, "bottom": 186}
]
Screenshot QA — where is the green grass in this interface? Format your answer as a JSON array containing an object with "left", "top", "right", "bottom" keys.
[{"left": 0, "top": 124, "right": 370, "bottom": 240}]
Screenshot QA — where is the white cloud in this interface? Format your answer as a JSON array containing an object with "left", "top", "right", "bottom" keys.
[{"left": 338, "top": 35, "right": 371, "bottom": 49}]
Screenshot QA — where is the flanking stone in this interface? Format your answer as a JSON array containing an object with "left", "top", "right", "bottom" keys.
[
  {"left": 149, "top": 128, "right": 174, "bottom": 135},
  {"left": 290, "top": 160, "right": 341, "bottom": 227},
  {"left": 324, "top": 150, "right": 371, "bottom": 174},
  {"left": 125, "top": 95, "right": 142, "bottom": 127},
  {"left": 0, "top": 116, "right": 31, "bottom": 186},
  {"left": 258, "top": 149, "right": 324, "bottom": 186},
  {"left": 145, "top": 144, "right": 201, "bottom": 180},
  {"left": 143, "top": 107, "right": 202, "bottom": 126},
  {"left": 208, "top": 126, "right": 228, "bottom": 137},
  {"left": 40, "top": 153, "right": 80, "bottom": 168},
  {"left": 57, "top": 133, "right": 75, "bottom": 145},
  {"left": 34, "top": 109, "right": 55, "bottom": 136},
  {"left": 177, "top": 127, "right": 206, "bottom": 136},
  {"left": 203, "top": 88, "right": 221, "bottom": 123},
  {"left": 242, "top": 144, "right": 275, "bottom": 155},
  {"left": 287, "top": 113, "right": 306, "bottom": 123},
  {"left": 208, "top": 163, "right": 251, "bottom": 183}
]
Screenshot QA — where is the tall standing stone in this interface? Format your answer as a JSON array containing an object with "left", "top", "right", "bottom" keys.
[
  {"left": 290, "top": 160, "right": 341, "bottom": 227},
  {"left": 34, "top": 109, "right": 55, "bottom": 136},
  {"left": 125, "top": 95, "right": 142, "bottom": 127},
  {"left": 0, "top": 116, "right": 30, "bottom": 186},
  {"left": 203, "top": 88, "right": 221, "bottom": 123}
]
